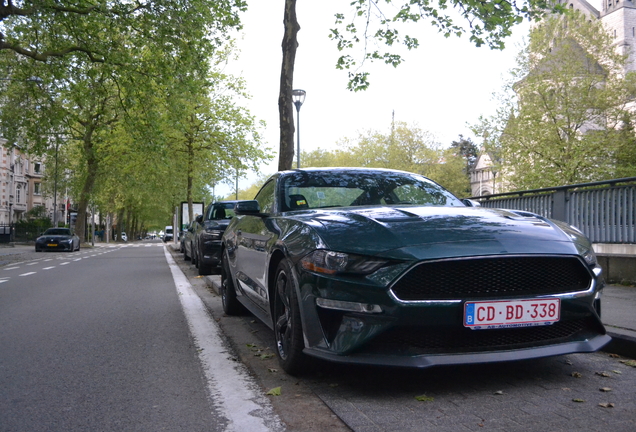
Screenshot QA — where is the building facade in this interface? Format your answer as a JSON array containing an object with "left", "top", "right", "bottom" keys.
[{"left": 0, "top": 137, "right": 59, "bottom": 226}]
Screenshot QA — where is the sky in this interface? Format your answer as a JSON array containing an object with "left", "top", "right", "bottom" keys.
[{"left": 220, "top": 1, "right": 532, "bottom": 196}]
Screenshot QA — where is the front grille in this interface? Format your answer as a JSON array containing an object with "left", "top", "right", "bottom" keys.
[
  {"left": 391, "top": 256, "right": 592, "bottom": 301},
  {"left": 363, "top": 318, "right": 600, "bottom": 355}
]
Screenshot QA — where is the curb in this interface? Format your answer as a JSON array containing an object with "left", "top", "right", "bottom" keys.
[{"left": 605, "top": 332, "right": 636, "bottom": 359}]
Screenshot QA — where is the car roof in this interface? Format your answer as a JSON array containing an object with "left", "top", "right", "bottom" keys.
[{"left": 278, "top": 167, "right": 419, "bottom": 176}]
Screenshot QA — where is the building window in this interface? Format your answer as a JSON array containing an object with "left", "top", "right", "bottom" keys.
[
  {"left": 34, "top": 183, "right": 41, "bottom": 195},
  {"left": 34, "top": 162, "right": 41, "bottom": 174},
  {"left": 16, "top": 185, "right": 21, "bottom": 204}
]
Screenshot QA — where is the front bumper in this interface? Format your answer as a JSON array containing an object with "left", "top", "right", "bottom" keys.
[
  {"left": 201, "top": 240, "right": 223, "bottom": 267},
  {"left": 295, "top": 259, "right": 609, "bottom": 368},
  {"left": 36, "top": 241, "right": 73, "bottom": 251}
]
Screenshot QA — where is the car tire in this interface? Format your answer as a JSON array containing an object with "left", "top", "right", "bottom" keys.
[
  {"left": 184, "top": 246, "right": 191, "bottom": 261},
  {"left": 273, "top": 259, "right": 309, "bottom": 375},
  {"left": 221, "top": 251, "right": 245, "bottom": 315}
]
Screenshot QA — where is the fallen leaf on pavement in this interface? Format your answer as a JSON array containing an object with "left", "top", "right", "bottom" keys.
[
  {"left": 415, "top": 394, "right": 434, "bottom": 402},
  {"left": 268, "top": 368, "right": 278, "bottom": 373},
  {"left": 266, "top": 387, "right": 281, "bottom": 396},
  {"left": 595, "top": 372, "right": 611, "bottom": 377},
  {"left": 572, "top": 398, "right": 585, "bottom": 403},
  {"left": 598, "top": 402, "right": 615, "bottom": 408},
  {"left": 493, "top": 390, "right": 504, "bottom": 395},
  {"left": 600, "top": 387, "right": 612, "bottom": 392},
  {"left": 619, "top": 360, "right": 636, "bottom": 367},
  {"left": 571, "top": 372, "right": 582, "bottom": 378},
  {"left": 608, "top": 353, "right": 620, "bottom": 358},
  {"left": 612, "top": 370, "right": 622, "bottom": 374}
]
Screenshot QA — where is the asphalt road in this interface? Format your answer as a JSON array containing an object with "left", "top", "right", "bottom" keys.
[{"left": 0, "top": 242, "right": 280, "bottom": 432}]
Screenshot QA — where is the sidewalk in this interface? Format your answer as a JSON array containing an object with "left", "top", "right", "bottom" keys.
[{"left": 602, "top": 285, "right": 636, "bottom": 358}]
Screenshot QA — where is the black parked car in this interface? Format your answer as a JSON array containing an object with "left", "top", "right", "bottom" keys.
[
  {"left": 220, "top": 167, "right": 609, "bottom": 375},
  {"left": 35, "top": 228, "right": 81, "bottom": 252},
  {"left": 182, "top": 221, "right": 198, "bottom": 261},
  {"left": 192, "top": 201, "right": 237, "bottom": 275}
]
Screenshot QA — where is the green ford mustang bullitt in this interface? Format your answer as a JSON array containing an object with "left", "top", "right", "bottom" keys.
[{"left": 220, "top": 167, "right": 609, "bottom": 375}]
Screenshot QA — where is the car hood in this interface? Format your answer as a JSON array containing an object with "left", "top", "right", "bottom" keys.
[
  {"left": 37, "top": 235, "right": 72, "bottom": 240},
  {"left": 293, "top": 206, "right": 582, "bottom": 260}
]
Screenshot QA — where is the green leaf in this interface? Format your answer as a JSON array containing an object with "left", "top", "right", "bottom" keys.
[
  {"left": 415, "top": 394, "right": 434, "bottom": 402},
  {"left": 266, "top": 387, "right": 282, "bottom": 396}
]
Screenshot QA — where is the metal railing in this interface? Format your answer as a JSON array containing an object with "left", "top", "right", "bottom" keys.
[{"left": 470, "top": 177, "right": 636, "bottom": 244}]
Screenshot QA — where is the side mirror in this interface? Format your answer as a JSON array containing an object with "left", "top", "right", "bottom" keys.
[
  {"left": 195, "top": 214, "right": 203, "bottom": 223},
  {"left": 234, "top": 200, "right": 261, "bottom": 215},
  {"left": 462, "top": 199, "right": 481, "bottom": 207}
]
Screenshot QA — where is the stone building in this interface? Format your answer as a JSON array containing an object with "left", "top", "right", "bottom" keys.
[
  {"left": 470, "top": 0, "right": 636, "bottom": 196},
  {"left": 0, "top": 137, "right": 59, "bottom": 226}
]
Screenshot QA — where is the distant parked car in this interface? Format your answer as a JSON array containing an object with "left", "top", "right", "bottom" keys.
[
  {"left": 35, "top": 228, "right": 80, "bottom": 252},
  {"left": 163, "top": 226, "right": 173, "bottom": 242},
  {"left": 192, "top": 201, "right": 237, "bottom": 275},
  {"left": 182, "top": 221, "right": 198, "bottom": 261}
]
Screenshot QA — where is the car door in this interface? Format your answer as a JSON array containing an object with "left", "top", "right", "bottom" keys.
[{"left": 232, "top": 179, "right": 278, "bottom": 314}]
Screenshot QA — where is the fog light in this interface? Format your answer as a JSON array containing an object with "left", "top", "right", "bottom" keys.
[{"left": 316, "top": 298, "right": 382, "bottom": 313}]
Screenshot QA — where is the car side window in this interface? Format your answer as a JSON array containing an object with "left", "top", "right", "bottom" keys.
[
  {"left": 205, "top": 204, "right": 215, "bottom": 220},
  {"left": 255, "top": 180, "right": 276, "bottom": 214}
]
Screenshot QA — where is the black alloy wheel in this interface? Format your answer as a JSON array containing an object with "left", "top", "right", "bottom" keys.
[
  {"left": 220, "top": 251, "right": 244, "bottom": 315},
  {"left": 273, "top": 259, "right": 308, "bottom": 375}
]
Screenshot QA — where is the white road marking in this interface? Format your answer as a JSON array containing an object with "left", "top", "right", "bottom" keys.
[
  {"left": 19, "top": 272, "right": 36, "bottom": 276},
  {"left": 163, "top": 247, "right": 282, "bottom": 432},
  {"left": 43, "top": 267, "right": 55, "bottom": 270},
  {"left": 59, "top": 262, "right": 70, "bottom": 266},
  {"left": 4, "top": 267, "right": 19, "bottom": 271}
]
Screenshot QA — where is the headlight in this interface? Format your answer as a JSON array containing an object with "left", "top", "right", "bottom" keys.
[
  {"left": 575, "top": 242, "right": 597, "bottom": 266},
  {"left": 203, "top": 229, "right": 223, "bottom": 240},
  {"left": 300, "top": 250, "right": 388, "bottom": 275}
]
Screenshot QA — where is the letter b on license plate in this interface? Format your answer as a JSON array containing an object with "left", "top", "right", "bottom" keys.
[{"left": 464, "top": 298, "right": 560, "bottom": 329}]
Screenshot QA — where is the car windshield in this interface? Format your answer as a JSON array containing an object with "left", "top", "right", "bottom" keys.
[
  {"left": 44, "top": 228, "right": 71, "bottom": 236},
  {"left": 282, "top": 170, "right": 463, "bottom": 211},
  {"left": 211, "top": 203, "right": 236, "bottom": 220}
]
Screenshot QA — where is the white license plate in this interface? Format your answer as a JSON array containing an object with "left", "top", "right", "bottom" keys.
[{"left": 464, "top": 298, "right": 560, "bottom": 330}]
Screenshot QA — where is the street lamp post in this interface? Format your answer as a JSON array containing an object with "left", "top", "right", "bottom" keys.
[{"left": 292, "top": 89, "right": 306, "bottom": 169}]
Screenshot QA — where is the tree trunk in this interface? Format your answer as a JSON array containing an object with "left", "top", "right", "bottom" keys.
[
  {"left": 74, "top": 126, "right": 98, "bottom": 243},
  {"left": 187, "top": 143, "right": 194, "bottom": 224},
  {"left": 278, "top": 0, "right": 300, "bottom": 171}
]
